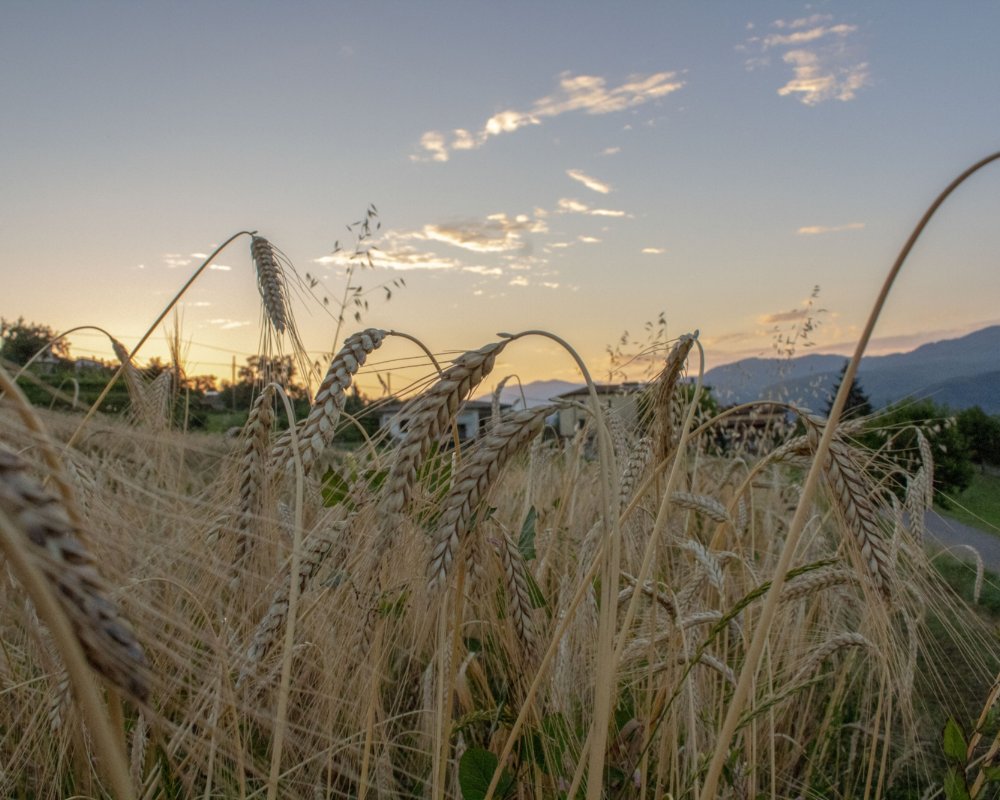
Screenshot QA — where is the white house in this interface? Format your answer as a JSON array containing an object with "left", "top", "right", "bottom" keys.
[{"left": 378, "top": 398, "right": 507, "bottom": 444}]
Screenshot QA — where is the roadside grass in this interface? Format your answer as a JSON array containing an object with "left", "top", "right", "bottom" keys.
[{"left": 940, "top": 471, "right": 1000, "bottom": 534}]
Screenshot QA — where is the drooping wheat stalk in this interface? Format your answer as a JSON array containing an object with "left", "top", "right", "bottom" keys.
[
  {"left": 619, "top": 436, "right": 651, "bottom": 512},
  {"left": 427, "top": 404, "right": 550, "bottom": 589},
  {"left": 270, "top": 328, "right": 386, "bottom": 474},
  {"left": 671, "top": 491, "right": 734, "bottom": 527},
  {"left": 780, "top": 567, "right": 858, "bottom": 603},
  {"left": 230, "top": 385, "right": 276, "bottom": 582},
  {"left": 240, "top": 516, "right": 349, "bottom": 684},
  {"left": 650, "top": 333, "right": 697, "bottom": 463},
  {"left": 251, "top": 236, "right": 290, "bottom": 335},
  {"left": 813, "top": 424, "right": 894, "bottom": 597},
  {"left": 491, "top": 527, "right": 537, "bottom": 656},
  {"left": 0, "top": 446, "right": 149, "bottom": 702},
  {"left": 112, "top": 339, "right": 154, "bottom": 425},
  {"left": 797, "top": 631, "right": 872, "bottom": 679},
  {"left": 377, "top": 341, "right": 508, "bottom": 556},
  {"left": 147, "top": 370, "right": 173, "bottom": 429}
]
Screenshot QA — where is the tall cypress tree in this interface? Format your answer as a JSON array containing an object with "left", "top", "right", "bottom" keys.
[{"left": 826, "top": 362, "right": 874, "bottom": 419}]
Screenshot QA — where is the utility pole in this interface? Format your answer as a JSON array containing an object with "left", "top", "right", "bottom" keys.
[{"left": 231, "top": 355, "right": 236, "bottom": 412}]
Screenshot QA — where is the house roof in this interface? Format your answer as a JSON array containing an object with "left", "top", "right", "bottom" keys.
[
  {"left": 377, "top": 397, "right": 507, "bottom": 414},
  {"left": 556, "top": 382, "right": 647, "bottom": 398}
]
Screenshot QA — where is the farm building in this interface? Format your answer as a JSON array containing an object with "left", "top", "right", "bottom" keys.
[
  {"left": 377, "top": 398, "right": 508, "bottom": 443},
  {"left": 555, "top": 382, "right": 646, "bottom": 438}
]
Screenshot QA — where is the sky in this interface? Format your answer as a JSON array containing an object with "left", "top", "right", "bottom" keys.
[{"left": 2, "top": 1, "right": 1000, "bottom": 395}]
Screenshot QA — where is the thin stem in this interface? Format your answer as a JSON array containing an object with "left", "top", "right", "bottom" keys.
[
  {"left": 699, "top": 149, "right": 1000, "bottom": 799},
  {"left": 0, "top": 507, "right": 135, "bottom": 800},
  {"left": 64, "top": 230, "right": 255, "bottom": 451}
]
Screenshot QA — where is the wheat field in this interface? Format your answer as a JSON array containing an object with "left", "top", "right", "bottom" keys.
[{"left": 2, "top": 154, "right": 1000, "bottom": 799}]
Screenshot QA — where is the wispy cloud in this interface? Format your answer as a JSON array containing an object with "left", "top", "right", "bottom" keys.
[
  {"left": 758, "top": 309, "right": 809, "bottom": 324},
  {"left": 208, "top": 263, "right": 233, "bottom": 271},
  {"left": 163, "top": 253, "right": 192, "bottom": 269},
  {"left": 421, "top": 213, "right": 548, "bottom": 253},
  {"left": 797, "top": 222, "right": 865, "bottom": 235},
  {"left": 601, "top": 146, "right": 621, "bottom": 156},
  {"left": 207, "top": 318, "right": 250, "bottom": 330},
  {"left": 743, "top": 16, "right": 869, "bottom": 106},
  {"left": 316, "top": 244, "right": 462, "bottom": 272},
  {"left": 578, "top": 235, "right": 601, "bottom": 244},
  {"left": 509, "top": 276, "right": 530, "bottom": 287},
  {"left": 413, "top": 70, "right": 684, "bottom": 162},
  {"left": 566, "top": 168, "right": 612, "bottom": 194},
  {"left": 557, "top": 198, "right": 629, "bottom": 218},
  {"left": 641, "top": 247, "right": 666, "bottom": 255}
]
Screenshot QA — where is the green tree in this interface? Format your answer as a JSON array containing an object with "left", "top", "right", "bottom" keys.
[
  {"left": 873, "top": 399, "right": 974, "bottom": 504},
  {"left": 0, "top": 318, "right": 70, "bottom": 367},
  {"left": 956, "top": 406, "right": 1000, "bottom": 469},
  {"left": 826, "top": 362, "right": 874, "bottom": 420}
]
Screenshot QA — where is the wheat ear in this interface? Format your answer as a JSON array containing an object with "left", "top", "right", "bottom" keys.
[
  {"left": 240, "top": 516, "right": 349, "bottom": 684},
  {"left": 817, "top": 429, "right": 894, "bottom": 597},
  {"left": 377, "top": 341, "right": 507, "bottom": 556},
  {"left": 619, "top": 436, "right": 651, "bottom": 512},
  {"left": 112, "top": 339, "right": 153, "bottom": 424},
  {"left": 491, "top": 527, "right": 537, "bottom": 656},
  {"left": 427, "top": 404, "right": 550, "bottom": 589},
  {"left": 0, "top": 446, "right": 149, "bottom": 702},
  {"left": 270, "top": 328, "right": 385, "bottom": 474},
  {"left": 797, "top": 632, "right": 872, "bottom": 679},
  {"left": 251, "top": 236, "right": 290, "bottom": 335},
  {"left": 779, "top": 567, "right": 858, "bottom": 603},
  {"left": 650, "top": 333, "right": 697, "bottom": 463},
  {"left": 231, "top": 385, "right": 276, "bottom": 581},
  {"left": 671, "top": 491, "right": 734, "bottom": 526}
]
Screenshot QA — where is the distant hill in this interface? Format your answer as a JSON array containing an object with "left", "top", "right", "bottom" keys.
[
  {"left": 477, "top": 379, "right": 583, "bottom": 409},
  {"left": 704, "top": 325, "right": 1000, "bottom": 413}
]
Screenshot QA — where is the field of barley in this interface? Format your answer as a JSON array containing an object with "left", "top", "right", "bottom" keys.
[{"left": 2, "top": 155, "right": 1000, "bottom": 800}]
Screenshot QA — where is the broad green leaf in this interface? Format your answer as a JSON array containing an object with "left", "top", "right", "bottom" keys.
[
  {"left": 944, "top": 718, "right": 968, "bottom": 763},
  {"left": 459, "top": 747, "right": 512, "bottom": 800},
  {"left": 943, "top": 766, "right": 972, "bottom": 800}
]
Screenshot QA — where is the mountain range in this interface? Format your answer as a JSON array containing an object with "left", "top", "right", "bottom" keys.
[{"left": 481, "top": 326, "right": 1000, "bottom": 414}]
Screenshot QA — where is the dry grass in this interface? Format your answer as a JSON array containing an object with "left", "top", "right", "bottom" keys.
[{"left": 3, "top": 153, "right": 1000, "bottom": 797}]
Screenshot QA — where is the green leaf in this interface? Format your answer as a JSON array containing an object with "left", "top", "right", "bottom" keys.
[
  {"left": 320, "top": 468, "right": 353, "bottom": 509},
  {"left": 944, "top": 766, "right": 972, "bottom": 800},
  {"left": 981, "top": 764, "right": 1000, "bottom": 782},
  {"left": 944, "top": 718, "right": 968, "bottom": 763},
  {"left": 518, "top": 506, "right": 538, "bottom": 561},
  {"left": 458, "top": 748, "right": 512, "bottom": 800},
  {"left": 525, "top": 570, "right": 547, "bottom": 610}
]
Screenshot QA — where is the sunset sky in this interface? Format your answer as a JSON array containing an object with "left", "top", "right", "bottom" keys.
[{"left": 3, "top": 2, "right": 999, "bottom": 394}]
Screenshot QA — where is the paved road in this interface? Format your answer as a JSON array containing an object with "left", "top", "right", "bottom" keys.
[{"left": 924, "top": 510, "right": 1000, "bottom": 572}]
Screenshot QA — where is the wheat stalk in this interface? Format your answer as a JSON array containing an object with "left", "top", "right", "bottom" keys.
[
  {"left": 490, "top": 527, "right": 537, "bottom": 656},
  {"left": 619, "top": 436, "right": 651, "bottom": 512},
  {"left": 779, "top": 567, "right": 858, "bottom": 603},
  {"left": 112, "top": 339, "right": 154, "bottom": 424},
  {"left": 0, "top": 446, "right": 149, "bottom": 702},
  {"left": 427, "top": 404, "right": 550, "bottom": 589},
  {"left": 650, "top": 333, "right": 697, "bottom": 463},
  {"left": 826, "top": 438, "right": 894, "bottom": 596},
  {"left": 240, "top": 516, "right": 349, "bottom": 683},
  {"left": 230, "top": 385, "right": 276, "bottom": 582},
  {"left": 797, "top": 631, "right": 872, "bottom": 678},
  {"left": 377, "top": 341, "right": 507, "bottom": 557},
  {"left": 671, "top": 491, "right": 733, "bottom": 526},
  {"left": 251, "top": 236, "right": 290, "bottom": 335},
  {"left": 271, "top": 328, "right": 386, "bottom": 474}
]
